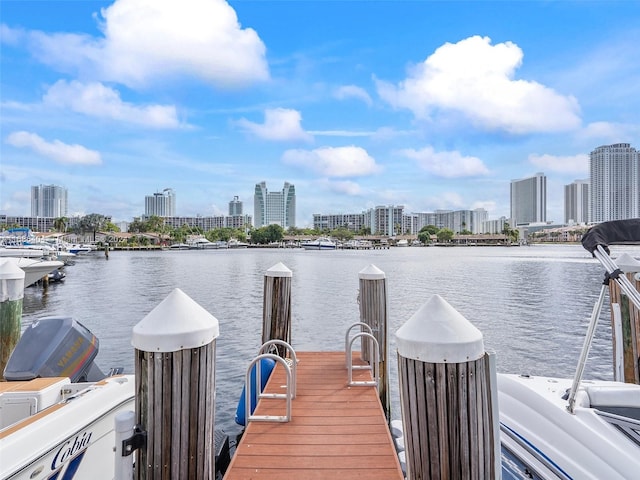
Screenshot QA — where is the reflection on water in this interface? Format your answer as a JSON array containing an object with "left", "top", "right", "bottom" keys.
[{"left": 20, "top": 244, "right": 637, "bottom": 432}]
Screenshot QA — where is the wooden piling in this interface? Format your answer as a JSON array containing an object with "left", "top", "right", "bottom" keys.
[
  {"left": 131, "top": 288, "right": 219, "bottom": 480},
  {"left": 358, "top": 264, "right": 390, "bottom": 422},
  {"left": 261, "top": 262, "right": 292, "bottom": 358},
  {"left": 395, "top": 294, "right": 499, "bottom": 480},
  {"left": 608, "top": 253, "right": 640, "bottom": 384},
  {"left": 0, "top": 260, "right": 25, "bottom": 380}
]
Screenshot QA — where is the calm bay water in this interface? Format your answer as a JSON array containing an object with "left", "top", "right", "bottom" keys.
[{"left": 20, "top": 244, "right": 637, "bottom": 433}]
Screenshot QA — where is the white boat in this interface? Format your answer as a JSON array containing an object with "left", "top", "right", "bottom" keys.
[
  {"left": 227, "top": 238, "right": 249, "bottom": 249},
  {"left": 498, "top": 219, "right": 640, "bottom": 479},
  {"left": 301, "top": 237, "right": 337, "bottom": 250},
  {"left": 187, "top": 236, "right": 218, "bottom": 249},
  {"left": 169, "top": 242, "right": 190, "bottom": 250},
  {"left": 0, "top": 316, "right": 136, "bottom": 480},
  {"left": 0, "top": 246, "right": 48, "bottom": 258},
  {"left": 395, "top": 239, "right": 409, "bottom": 247},
  {"left": 67, "top": 244, "right": 94, "bottom": 254},
  {"left": 2, "top": 257, "right": 65, "bottom": 288}
]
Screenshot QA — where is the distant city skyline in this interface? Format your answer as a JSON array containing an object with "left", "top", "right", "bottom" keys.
[{"left": 2, "top": 1, "right": 639, "bottom": 226}]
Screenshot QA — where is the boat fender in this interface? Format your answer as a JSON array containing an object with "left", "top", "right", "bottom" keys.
[{"left": 234, "top": 357, "right": 277, "bottom": 426}]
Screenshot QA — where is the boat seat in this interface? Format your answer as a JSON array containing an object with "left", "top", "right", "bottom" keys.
[{"left": 586, "top": 385, "right": 640, "bottom": 409}]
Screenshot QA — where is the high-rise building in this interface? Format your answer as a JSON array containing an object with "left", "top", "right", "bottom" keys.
[
  {"left": 145, "top": 188, "right": 176, "bottom": 217},
  {"left": 510, "top": 172, "right": 547, "bottom": 226},
  {"left": 363, "top": 205, "right": 405, "bottom": 236},
  {"left": 31, "top": 184, "right": 68, "bottom": 218},
  {"left": 229, "top": 196, "right": 243, "bottom": 216},
  {"left": 564, "top": 179, "right": 589, "bottom": 224},
  {"left": 253, "top": 181, "right": 296, "bottom": 228},
  {"left": 590, "top": 143, "right": 639, "bottom": 223}
]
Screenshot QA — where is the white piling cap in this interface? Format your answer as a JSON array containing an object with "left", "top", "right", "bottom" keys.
[
  {"left": 615, "top": 253, "right": 640, "bottom": 273},
  {"left": 132, "top": 288, "right": 219, "bottom": 352},
  {"left": 359, "top": 264, "right": 385, "bottom": 280},
  {"left": 395, "top": 294, "right": 484, "bottom": 363},
  {"left": 266, "top": 262, "right": 292, "bottom": 278},
  {"left": 0, "top": 259, "right": 25, "bottom": 302},
  {"left": 0, "top": 258, "right": 26, "bottom": 280}
]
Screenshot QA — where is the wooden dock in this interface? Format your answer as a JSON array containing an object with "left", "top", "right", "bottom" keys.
[{"left": 223, "top": 351, "right": 404, "bottom": 480}]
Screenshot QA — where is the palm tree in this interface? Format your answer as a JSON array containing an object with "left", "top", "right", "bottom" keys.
[{"left": 53, "top": 216, "right": 68, "bottom": 233}]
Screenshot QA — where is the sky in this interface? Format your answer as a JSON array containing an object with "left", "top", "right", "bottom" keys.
[{"left": 1, "top": 0, "right": 639, "bottom": 227}]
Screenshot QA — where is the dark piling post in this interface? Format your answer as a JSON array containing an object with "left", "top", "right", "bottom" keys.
[
  {"left": 262, "top": 262, "right": 292, "bottom": 358},
  {"left": 608, "top": 252, "right": 640, "bottom": 384},
  {"left": 131, "top": 288, "right": 220, "bottom": 480},
  {"left": 358, "top": 264, "right": 390, "bottom": 422},
  {"left": 395, "top": 294, "right": 500, "bottom": 480},
  {"left": 0, "top": 260, "right": 25, "bottom": 379}
]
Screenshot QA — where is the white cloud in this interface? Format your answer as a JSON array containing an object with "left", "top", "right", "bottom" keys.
[
  {"left": 26, "top": 0, "right": 269, "bottom": 89},
  {"left": 282, "top": 146, "right": 381, "bottom": 177},
  {"left": 376, "top": 35, "right": 581, "bottom": 134},
  {"left": 398, "top": 146, "right": 489, "bottom": 178},
  {"left": 578, "top": 122, "right": 640, "bottom": 144},
  {"left": 529, "top": 153, "right": 589, "bottom": 174},
  {"left": 235, "top": 108, "right": 313, "bottom": 142},
  {"left": 43, "top": 80, "right": 182, "bottom": 128},
  {"left": 6, "top": 131, "right": 102, "bottom": 165},
  {"left": 318, "top": 179, "right": 362, "bottom": 196},
  {"left": 424, "top": 192, "right": 466, "bottom": 210},
  {"left": 334, "top": 85, "right": 373, "bottom": 106}
]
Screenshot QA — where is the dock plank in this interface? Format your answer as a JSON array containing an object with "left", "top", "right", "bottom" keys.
[{"left": 223, "top": 351, "right": 404, "bottom": 480}]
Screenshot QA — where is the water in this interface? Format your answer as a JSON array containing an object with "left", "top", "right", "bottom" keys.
[{"left": 19, "top": 244, "right": 637, "bottom": 433}]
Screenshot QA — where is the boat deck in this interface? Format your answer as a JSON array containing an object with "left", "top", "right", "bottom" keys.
[{"left": 223, "top": 351, "right": 404, "bottom": 480}]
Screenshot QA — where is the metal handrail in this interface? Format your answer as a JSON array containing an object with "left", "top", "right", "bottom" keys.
[
  {"left": 245, "top": 353, "right": 292, "bottom": 423},
  {"left": 346, "top": 332, "right": 379, "bottom": 388},
  {"left": 344, "top": 322, "right": 373, "bottom": 367},
  {"left": 258, "top": 339, "right": 297, "bottom": 398}
]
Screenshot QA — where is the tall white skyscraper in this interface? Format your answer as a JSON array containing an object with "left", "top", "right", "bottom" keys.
[
  {"left": 590, "top": 143, "right": 639, "bottom": 223},
  {"left": 564, "top": 179, "right": 589, "bottom": 224},
  {"left": 253, "top": 181, "right": 296, "bottom": 228},
  {"left": 145, "top": 188, "right": 176, "bottom": 217},
  {"left": 510, "top": 172, "right": 547, "bottom": 226},
  {"left": 31, "top": 184, "right": 68, "bottom": 218}
]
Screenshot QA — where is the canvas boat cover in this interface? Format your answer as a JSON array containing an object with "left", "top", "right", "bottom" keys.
[{"left": 581, "top": 219, "right": 640, "bottom": 255}]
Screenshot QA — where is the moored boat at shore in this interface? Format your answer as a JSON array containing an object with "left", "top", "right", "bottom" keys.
[{"left": 300, "top": 237, "right": 337, "bottom": 250}]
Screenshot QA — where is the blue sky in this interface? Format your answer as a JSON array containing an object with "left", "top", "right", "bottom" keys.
[{"left": 1, "top": 0, "right": 639, "bottom": 227}]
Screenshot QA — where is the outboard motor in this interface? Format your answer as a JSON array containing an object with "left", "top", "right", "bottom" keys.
[{"left": 3, "top": 316, "right": 105, "bottom": 382}]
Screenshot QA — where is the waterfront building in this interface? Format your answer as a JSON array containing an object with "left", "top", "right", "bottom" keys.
[
  {"left": 482, "top": 216, "right": 509, "bottom": 235},
  {"left": 31, "top": 184, "right": 68, "bottom": 218},
  {"left": 145, "top": 188, "right": 176, "bottom": 217},
  {"left": 312, "top": 213, "right": 366, "bottom": 233},
  {"left": 510, "top": 172, "right": 547, "bottom": 226},
  {"left": 253, "top": 181, "right": 296, "bottom": 228},
  {"left": 412, "top": 208, "right": 488, "bottom": 234},
  {"left": 0, "top": 215, "right": 108, "bottom": 233},
  {"left": 161, "top": 215, "right": 224, "bottom": 231},
  {"left": 229, "top": 196, "right": 243, "bottom": 216},
  {"left": 590, "top": 143, "right": 639, "bottom": 222},
  {"left": 225, "top": 214, "right": 252, "bottom": 231},
  {"left": 564, "top": 179, "right": 589, "bottom": 224},
  {"left": 364, "top": 205, "right": 405, "bottom": 236}
]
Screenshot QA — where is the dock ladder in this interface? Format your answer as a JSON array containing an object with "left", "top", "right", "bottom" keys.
[
  {"left": 244, "top": 340, "right": 297, "bottom": 423},
  {"left": 345, "top": 322, "right": 379, "bottom": 388}
]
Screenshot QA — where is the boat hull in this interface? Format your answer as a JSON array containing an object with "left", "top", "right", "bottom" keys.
[{"left": 1, "top": 375, "right": 135, "bottom": 480}]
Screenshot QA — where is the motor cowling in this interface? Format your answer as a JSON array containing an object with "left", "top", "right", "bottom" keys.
[{"left": 4, "top": 316, "right": 104, "bottom": 382}]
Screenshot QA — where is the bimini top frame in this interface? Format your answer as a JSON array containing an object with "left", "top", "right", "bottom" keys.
[{"left": 567, "top": 219, "right": 640, "bottom": 413}]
